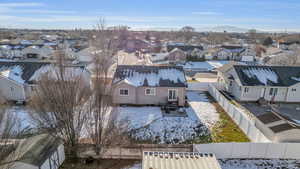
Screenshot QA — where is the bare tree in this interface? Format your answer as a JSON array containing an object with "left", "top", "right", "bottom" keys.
[
  {"left": 0, "top": 106, "right": 25, "bottom": 169},
  {"left": 86, "top": 19, "right": 130, "bottom": 156},
  {"left": 29, "top": 48, "right": 91, "bottom": 158},
  {"left": 178, "top": 26, "right": 196, "bottom": 43}
]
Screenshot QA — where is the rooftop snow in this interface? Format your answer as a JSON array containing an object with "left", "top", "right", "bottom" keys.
[
  {"left": 114, "top": 66, "right": 186, "bottom": 87},
  {"left": 242, "top": 67, "right": 278, "bottom": 85},
  {"left": 0, "top": 66, "right": 25, "bottom": 84},
  {"left": 291, "top": 77, "right": 300, "bottom": 82},
  {"left": 182, "top": 61, "right": 229, "bottom": 71}
]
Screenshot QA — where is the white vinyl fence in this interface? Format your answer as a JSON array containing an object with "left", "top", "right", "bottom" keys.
[
  {"left": 208, "top": 84, "right": 270, "bottom": 142},
  {"left": 194, "top": 143, "right": 300, "bottom": 159}
]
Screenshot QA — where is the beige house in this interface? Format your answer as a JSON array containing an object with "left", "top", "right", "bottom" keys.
[
  {"left": 112, "top": 65, "right": 187, "bottom": 106},
  {"left": 217, "top": 64, "right": 300, "bottom": 102}
]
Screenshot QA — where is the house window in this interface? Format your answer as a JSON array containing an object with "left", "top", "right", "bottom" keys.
[
  {"left": 145, "top": 88, "right": 156, "bottom": 96},
  {"left": 119, "top": 89, "right": 129, "bottom": 96},
  {"left": 168, "top": 89, "right": 178, "bottom": 101},
  {"left": 292, "top": 88, "right": 297, "bottom": 92},
  {"left": 10, "top": 87, "right": 14, "bottom": 91},
  {"left": 244, "top": 87, "right": 249, "bottom": 93},
  {"left": 269, "top": 88, "right": 278, "bottom": 96}
]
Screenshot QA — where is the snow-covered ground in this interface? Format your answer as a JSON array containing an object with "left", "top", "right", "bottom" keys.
[
  {"left": 188, "top": 82, "right": 211, "bottom": 91},
  {"left": 115, "top": 91, "right": 219, "bottom": 143},
  {"left": 219, "top": 159, "right": 300, "bottom": 169},
  {"left": 187, "top": 91, "right": 219, "bottom": 128},
  {"left": 121, "top": 163, "right": 142, "bottom": 169},
  {"left": 4, "top": 106, "right": 35, "bottom": 132},
  {"left": 116, "top": 106, "right": 162, "bottom": 130},
  {"left": 121, "top": 159, "right": 300, "bottom": 169},
  {"left": 116, "top": 106, "right": 209, "bottom": 144}
]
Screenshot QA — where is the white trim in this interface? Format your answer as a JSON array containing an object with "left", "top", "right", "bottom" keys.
[
  {"left": 119, "top": 88, "right": 129, "bottom": 96},
  {"left": 168, "top": 89, "right": 178, "bottom": 101},
  {"left": 145, "top": 88, "right": 156, "bottom": 96}
]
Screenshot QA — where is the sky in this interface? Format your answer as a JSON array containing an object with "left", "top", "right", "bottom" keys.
[{"left": 0, "top": 0, "right": 300, "bottom": 31}]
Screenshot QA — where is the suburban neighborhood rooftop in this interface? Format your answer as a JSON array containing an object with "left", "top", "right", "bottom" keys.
[{"left": 113, "top": 65, "right": 187, "bottom": 87}]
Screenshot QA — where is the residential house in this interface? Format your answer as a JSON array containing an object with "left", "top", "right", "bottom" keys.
[
  {"left": 22, "top": 45, "right": 43, "bottom": 58},
  {"left": 165, "top": 42, "right": 203, "bottom": 53},
  {"left": 217, "top": 65, "right": 300, "bottom": 102},
  {"left": 217, "top": 45, "right": 245, "bottom": 60},
  {"left": 1, "top": 134, "right": 65, "bottom": 169},
  {"left": 112, "top": 65, "right": 187, "bottom": 106},
  {"left": 149, "top": 48, "right": 186, "bottom": 65},
  {"left": 255, "top": 111, "right": 300, "bottom": 142},
  {"left": 167, "top": 48, "right": 186, "bottom": 64},
  {"left": 0, "top": 61, "right": 90, "bottom": 102}
]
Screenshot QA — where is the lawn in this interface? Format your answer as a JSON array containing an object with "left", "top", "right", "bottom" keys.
[
  {"left": 186, "top": 92, "right": 249, "bottom": 143},
  {"left": 208, "top": 95, "right": 250, "bottom": 143}
]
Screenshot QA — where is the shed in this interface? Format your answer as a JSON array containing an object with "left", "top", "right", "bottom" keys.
[{"left": 142, "top": 152, "right": 222, "bottom": 169}]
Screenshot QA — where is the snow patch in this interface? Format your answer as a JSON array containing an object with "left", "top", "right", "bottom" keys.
[
  {"left": 0, "top": 66, "right": 25, "bottom": 84},
  {"left": 242, "top": 67, "right": 278, "bottom": 85},
  {"left": 116, "top": 106, "right": 209, "bottom": 144},
  {"left": 291, "top": 77, "right": 300, "bottom": 81},
  {"left": 187, "top": 91, "right": 219, "bottom": 128},
  {"left": 117, "top": 68, "right": 186, "bottom": 87}
]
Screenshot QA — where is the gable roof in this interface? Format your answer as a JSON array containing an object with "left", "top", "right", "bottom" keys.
[
  {"left": 113, "top": 65, "right": 187, "bottom": 87},
  {"left": 233, "top": 65, "right": 300, "bottom": 87},
  {"left": 0, "top": 61, "right": 50, "bottom": 84},
  {"left": 5, "top": 134, "right": 63, "bottom": 167}
]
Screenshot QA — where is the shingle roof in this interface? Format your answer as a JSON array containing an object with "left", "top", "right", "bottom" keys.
[
  {"left": 233, "top": 65, "right": 300, "bottom": 86},
  {"left": 113, "top": 65, "right": 187, "bottom": 87},
  {"left": 0, "top": 61, "right": 50, "bottom": 84},
  {"left": 5, "top": 134, "right": 63, "bottom": 167}
]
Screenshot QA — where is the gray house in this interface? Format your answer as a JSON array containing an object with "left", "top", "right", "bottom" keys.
[
  {"left": 112, "top": 65, "right": 187, "bottom": 106},
  {"left": 0, "top": 61, "right": 90, "bottom": 103},
  {"left": 217, "top": 64, "right": 300, "bottom": 102}
]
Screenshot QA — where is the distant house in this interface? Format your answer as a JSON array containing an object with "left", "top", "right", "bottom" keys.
[
  {"left": 217, "top": 65, "right": 300, "bottom": 102},
  {"left": 2, "top": 134, "right": 65, "bottom": 169},
  {"left": 217, "top": 45, "right": 245, "bottom": 60},
  {"left": 165, "top": 42, "right": 203, "bottom": 53},
  {"left": 0, "top": 61, "right": 90, "bottom": 102},
  {"left": 112, "top": 65, "right": 187, "bottom": 106},
  {"left": 124, "top": 39, "right": 151, "bottom": 53},
  {"left": 167, "top": 48, "right": 186, "bottom": 64},
  {"left": 22, "top": 45, "right": 43, "bottom": 58},
  {"left": 149, "top": 48, "right": 186, "bottom": 65}
]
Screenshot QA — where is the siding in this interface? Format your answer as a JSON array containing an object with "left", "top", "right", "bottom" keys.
[
  {"left": 0, "top": 76, "right": 26, "bottom": 101},
  {"left": 112, "top": 82, "right": 137, "bottom": 104},
  {"left": 136, "top": 87, "right": 186, "bottom": 106},
  {"left": 286, "top": 83, "right": 300, "bottom": 102},
  {"left": 112, "top": 83, "right": 186, "bottom": 106}
]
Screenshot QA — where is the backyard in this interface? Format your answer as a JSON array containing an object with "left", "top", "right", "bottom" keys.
[{"left": 115, "top": 91, "right": 249, "bottom": 144}]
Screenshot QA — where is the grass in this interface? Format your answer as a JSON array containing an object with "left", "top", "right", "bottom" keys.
[
  {"left": 185, "top": 92, "right": 249, "bottom": 144},
  {"left": 209, "top": 97, "right": 250, "bottom": 143},
  {"left": 187, "top": 79, "right": 199, "bottom": 82}
]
